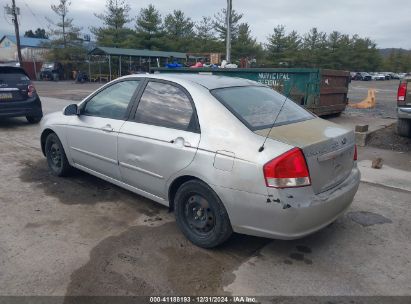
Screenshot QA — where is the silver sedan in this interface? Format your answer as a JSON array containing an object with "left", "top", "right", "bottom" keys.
[{"left": 40, "top": 74, "right": 360, "bottom": 248}]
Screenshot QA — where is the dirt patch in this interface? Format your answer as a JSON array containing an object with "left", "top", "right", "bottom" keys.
[
  {"left": 18, "top": 158, "right": 162, "bottom": 217},
  {"left": 368, "top": 124, "right": 411, "bottom": 152},
  {"left": 64, "top": 223, "right": 270, "bottom": 297}
]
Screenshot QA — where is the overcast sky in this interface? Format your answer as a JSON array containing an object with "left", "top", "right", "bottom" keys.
[{"left": 1, "top": 0, "right": 411, "bottom": 49}]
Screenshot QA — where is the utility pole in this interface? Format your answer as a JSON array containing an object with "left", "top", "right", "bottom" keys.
[
  {"left": 226, "top": 0, "right": 232, "bottom": 63},
  {"left": 11, "top": 0, "right": 23, "bottom": 64}
]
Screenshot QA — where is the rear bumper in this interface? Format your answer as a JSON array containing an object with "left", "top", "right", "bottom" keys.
[
  {"left": 0, "top": 96, "right": 43, "bottom": 118},
  {"left": 398, "top": 107, "right": 411, "bottom": 119},
  {"left": 216, "top": 167, "right": 360, "bottom": 240}
]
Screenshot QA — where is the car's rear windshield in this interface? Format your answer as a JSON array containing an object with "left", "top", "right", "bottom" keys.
[
  {"left": 0, "top": 68, "right": 29, "bottom": 82},
  {"left": 0, "top": 73, "right": 30, "bottom": 82},
  {"left": 211, "top": 86, "right": 314, "bottom": 130}
]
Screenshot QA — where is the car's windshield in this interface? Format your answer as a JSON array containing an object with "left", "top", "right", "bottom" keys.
[{"left": 211, "top": 86, "right": 314, "bottom": 130}]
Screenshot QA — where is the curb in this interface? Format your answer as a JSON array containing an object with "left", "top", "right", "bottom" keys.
[{"left": 355, "top": 122, "right": 396, "bottom": 147}]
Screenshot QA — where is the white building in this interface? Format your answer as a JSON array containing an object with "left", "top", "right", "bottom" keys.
[{"left": 0, "top": 35, "right": 49, "bottom": 62}]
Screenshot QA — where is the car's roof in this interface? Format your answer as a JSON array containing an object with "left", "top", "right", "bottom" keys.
[{"left": 126, "top": 73, "right": 263, "bottom": 90}]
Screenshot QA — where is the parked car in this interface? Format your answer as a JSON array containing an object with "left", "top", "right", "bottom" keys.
[
  {"left": 350, "top": 72, "right": 357, "bottom": 80},
  {"left": 382, "top": 72, "right": 394, "bottom": 80},
  {"left": 354, "top": 72, "right": 372, "bottom": 81},
  {"left": 396, "top": 75, "right": 411, "bottom": 137},
  {"left": 371, "top": 73, "right": 385, "bottom": 81},
  {"left": 0, "top": 66, "right": 43, "bottom": 123},
  {"left": 40, "top": 74, "right": 360, "bottom": 248},
  {"left": 39, "top": 62, "right": 64, "bottom": 81}
]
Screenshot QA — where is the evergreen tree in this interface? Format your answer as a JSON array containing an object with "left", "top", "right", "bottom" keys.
[
  {"left": 232, "top": 23, "right": 262, "bottom": 60},
  {"left": 213, "top": 8, "right": 243, "bottom": 42},
  {"left": 301, "top": 28, "right": 327, "bottom": 67},
  {"left": 91, "top": 0, "right": 134, "bottom": 48},
  {"left": 164, "top": 10, "right": 195, "bottom": 51},
  {"left": 194, "top": 16, "right": 223, "bottom": 52},
  {"left": 349, "top": 36, "right": 381, "bottom": 71},
  {"left": 95, "top": 0, "right": 131, "bottom": 29},
  {"left": 135, "top": 4, "right": 164, "bottom": 50},
  {"left": 282, "top": 30, "right": 302, "bottom": 66},
  {"left": 266, "top": 25, "right": 289, "bottom": 66},
  {"left": 24, "top": 28, "right": 48, "bottom": 39}
]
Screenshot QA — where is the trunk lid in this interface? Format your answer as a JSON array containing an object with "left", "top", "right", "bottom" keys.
[{"left": 256, "top": 118, "right": 355, "bottom": 194}]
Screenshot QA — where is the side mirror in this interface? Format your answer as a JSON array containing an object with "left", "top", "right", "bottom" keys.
[{"left": 63, "top": 104, "right": 78, "bottom": 116}]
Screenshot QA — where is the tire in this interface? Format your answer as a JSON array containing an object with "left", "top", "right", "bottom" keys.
[
  {"left": 45, "top": 133, "right": 72, "bottom": 177},
  {"left": 397, "top": 118, "right": 411, "bottom": 137},
  {"left": 26, "top": 115, "right": 43, "bottom": 124},
  {"left": 174, "top": 180, "right": 233, "bottom": 248}
]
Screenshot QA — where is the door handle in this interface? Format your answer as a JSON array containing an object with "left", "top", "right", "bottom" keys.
[
  {"left": 170, "top": 137, "right": 191, "bottom": 147},
  {"left": 101, "top": 124, "right": 114, "bottom": 132}
]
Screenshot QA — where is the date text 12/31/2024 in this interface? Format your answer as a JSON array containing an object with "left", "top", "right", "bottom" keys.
[{"left": 149, "top": 296, "right": 258, "bottom": 303}]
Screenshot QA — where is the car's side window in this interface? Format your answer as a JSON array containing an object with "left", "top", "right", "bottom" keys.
[
  {"left": 134, "top": 81, "right": 196, "bottom": 131},
  {"left": 82, "top": 80, "right": 140, "bottom": 120}
]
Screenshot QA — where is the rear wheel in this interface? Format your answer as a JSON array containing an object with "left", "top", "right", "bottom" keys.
[
  {"left": 174, "top": 180, "right": 233, "bottom": 248},
  {"left": 26, "top": 114, "right": 43, "bottom": 124},
  {"left": 397, "top": 119, "right": 411, "bottom": 137},
  {"left": 45, "top": 133, "right": 71, "bottom": 176}
]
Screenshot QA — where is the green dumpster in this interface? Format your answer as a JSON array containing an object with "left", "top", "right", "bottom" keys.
[{"left": 150, "top": 67, "right": 350, "bottom": 116}]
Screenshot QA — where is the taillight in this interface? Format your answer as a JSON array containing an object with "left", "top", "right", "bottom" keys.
[
  {"left": 28, "top": 84, "right": 36, "bottom": 98},
  {"left": 263, "top": 148, "right": 311, "bottom": 188},
  {"left": 397, "top": 82, "right": 407, "bottom": 104},
  {"left": 354, "top": 145, "right": 358, "bottom": 161}
]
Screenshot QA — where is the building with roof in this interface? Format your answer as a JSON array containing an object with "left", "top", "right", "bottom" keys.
[
  {"left": 0, "top": 35, "right": 50, "bottom": 62},
  {"left": 88, "top": 46, "right": 189, "bottom": 81}
]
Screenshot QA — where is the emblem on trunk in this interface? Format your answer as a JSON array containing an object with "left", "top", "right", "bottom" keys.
[{"left": 341, "top": 137, "right": 347, "bottom": 145}]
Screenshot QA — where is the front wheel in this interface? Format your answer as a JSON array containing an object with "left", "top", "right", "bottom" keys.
[
  {"left": 174, "top": 180, "right": 233, "bottom": 248},
  {"left": 45, "top": 133, "right": 72, "bottom": 176}
]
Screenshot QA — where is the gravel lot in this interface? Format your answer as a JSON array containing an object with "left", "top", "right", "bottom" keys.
[
  {"left": 347, "top": 79, "right": 399, "bottom": 119},
  {"left": 0, "top": 80, "right": 409, "bottom": 299}
]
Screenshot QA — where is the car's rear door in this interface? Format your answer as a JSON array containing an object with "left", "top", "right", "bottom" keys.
[
  {"left": 66, "top": 79, "right": 141, "bottom": 180},
  {"left": 118, "top": 79, "right": 200, "bottom": 199}
]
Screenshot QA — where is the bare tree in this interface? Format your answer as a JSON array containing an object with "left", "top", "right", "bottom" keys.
[{"left": 47, "top": 0, "right": 80, "bottom": 47}]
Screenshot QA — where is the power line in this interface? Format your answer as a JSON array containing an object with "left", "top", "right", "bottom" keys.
[{"left": 21, "top": 0, "right": 47, "bottom": 29}]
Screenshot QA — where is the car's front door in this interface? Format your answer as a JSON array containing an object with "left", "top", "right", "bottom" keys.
[
  {"left": 66, "top": 79, "right": 141, "bottom": 180},
  {"left": 118, "top": 80, "right": 201, "bottom": 199}
]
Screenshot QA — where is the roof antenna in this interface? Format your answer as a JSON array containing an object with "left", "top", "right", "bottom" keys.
[{"left": 258, "top": 82, "right": 295, "bottom": 152}]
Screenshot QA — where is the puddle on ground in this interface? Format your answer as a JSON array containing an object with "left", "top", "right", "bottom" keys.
[
  {"left": 63, "top": 223, "right": 270, "bottom": 298},
  {"left": 347, "top": 211, "right": 392, "bottom": 227}
]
